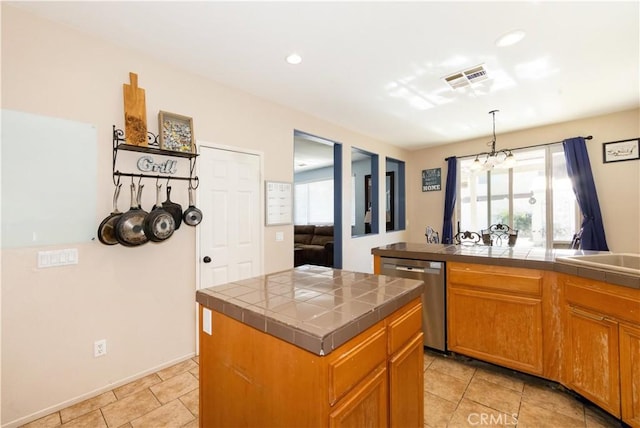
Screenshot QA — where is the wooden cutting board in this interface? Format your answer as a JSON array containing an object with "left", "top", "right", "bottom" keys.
[{"left": 123, "top": 72, "right": 147, "bottom": 146}]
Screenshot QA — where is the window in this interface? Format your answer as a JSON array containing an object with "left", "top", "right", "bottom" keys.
[
  {"left": 294, "top": 179, "right": 334, "bottom": 225},
  {"left": 458, "top": 144, "right": 578, "bottom": 248}
]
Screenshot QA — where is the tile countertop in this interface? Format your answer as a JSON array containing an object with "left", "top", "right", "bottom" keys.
[
  {"left": 196, "top": 265, "right": 424, "bottom": 356},
  {"left": 371, "top": 242, "right": 640, "bottom": 289}
]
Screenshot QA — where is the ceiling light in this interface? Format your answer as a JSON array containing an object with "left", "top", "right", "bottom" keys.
[
  {"left": 496, "top": 30, "right": 526, "bottom": 47},
  {"left": 286, "top": 53, "right": 302, "bottom": 65},
  {"left": 469, "top": 110, "right": 516, "bottom": 171}
]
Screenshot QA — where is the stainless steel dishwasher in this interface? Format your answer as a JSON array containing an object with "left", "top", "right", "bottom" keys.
[{"left": 380, "top": 257, "right": 446, "bottom": 351}]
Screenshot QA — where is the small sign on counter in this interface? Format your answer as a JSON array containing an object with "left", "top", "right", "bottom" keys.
[{"left": 422, "top": 168, "right": 442, "bottom": 192}]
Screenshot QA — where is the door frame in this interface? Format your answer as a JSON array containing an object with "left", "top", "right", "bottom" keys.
[{"left": 195, "top": 140, "right": 265, "bottom": 353}]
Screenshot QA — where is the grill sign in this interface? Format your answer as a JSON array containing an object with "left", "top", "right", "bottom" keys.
[
  {"left": 422, "top": 168, "right": 441, "bottom": 192},
  {"left": 137, "top": 156, "right": 177, "bottom": 174}
]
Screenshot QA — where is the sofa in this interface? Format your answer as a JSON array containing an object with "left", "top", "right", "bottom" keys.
[{"left": 294, "top": 225, "right": 334, "bottom": 267}]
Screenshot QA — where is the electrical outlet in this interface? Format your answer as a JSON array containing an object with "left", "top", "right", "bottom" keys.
[{"left": 94, "top": 339, "right": 107, "bottom": 358}]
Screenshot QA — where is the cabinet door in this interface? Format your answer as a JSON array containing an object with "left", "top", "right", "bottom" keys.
[
  {"left": 329, "top": 365, "right": 388, "bottom": 428},
  {"left": 620, "top": 323, "right": 640, "bottom": 427},
  {"left": 447, "top": 287, "right": 543, "bottom": 375},
  {"left": 565, "top": 306, "right": 620, "bottom": 417},
  {"left": 389, "top": 333, "right": 424, "bottom": 428}
]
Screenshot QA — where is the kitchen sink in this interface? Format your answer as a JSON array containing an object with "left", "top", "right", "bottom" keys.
[{"left": 555, "top": 253, "right": 640, "bottom": 276}]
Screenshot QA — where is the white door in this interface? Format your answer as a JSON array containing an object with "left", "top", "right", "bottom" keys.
[{"left": 198, "top": 145, "right": 262, "bottom": 289}]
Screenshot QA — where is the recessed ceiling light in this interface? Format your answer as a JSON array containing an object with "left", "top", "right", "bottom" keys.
[
  {"left": 496, "top": 30, "right": 526, "bottom": 47},
  {"left": 286, "top": 53, "right": 302, "bottom": 65}
]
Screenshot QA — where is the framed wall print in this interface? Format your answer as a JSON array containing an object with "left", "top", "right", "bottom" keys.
[
  {"left": 159, "top": 111, "right": 194, "bottom": 153},
  {"left": 602, "top": 138, "right": 639, "bottom": 163}
]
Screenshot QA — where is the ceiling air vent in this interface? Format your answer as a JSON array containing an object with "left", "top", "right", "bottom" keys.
[{"left": 444, "top": 64, "right": 489, "bottom": 89}]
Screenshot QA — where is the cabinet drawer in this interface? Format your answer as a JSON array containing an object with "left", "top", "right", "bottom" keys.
[
  {"left": 564, "top": 279, "right": 640, "bottom": 325},
  {"left": 448, "top": 263, "right": 542, "bottom": 297},
  {"left": 387, "top": 299, "right": 422, "bottom": 354},
  {"left": 328, "top": 325, "right": 386, "bottom": 405}
]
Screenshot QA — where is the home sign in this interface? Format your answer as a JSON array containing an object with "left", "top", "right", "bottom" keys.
[
  {"left": 137, "top": 156, "right": 177, "bottom": 174},
  {"left": 422, "top": 168, "right": 442, "bottom": 192}
]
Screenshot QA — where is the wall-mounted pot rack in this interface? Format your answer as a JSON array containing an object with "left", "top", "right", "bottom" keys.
[{"left": 112, "top": 125, "right": 199, "bottom": 188}]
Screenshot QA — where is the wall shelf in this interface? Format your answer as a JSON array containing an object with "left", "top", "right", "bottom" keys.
[{"left": 112, "top": 125, "right": 199, "bottom": 187}]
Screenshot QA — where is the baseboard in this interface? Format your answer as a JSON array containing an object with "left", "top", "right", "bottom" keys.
[{"left": 3, "top": 352, "right": 197, "bottom": 428}]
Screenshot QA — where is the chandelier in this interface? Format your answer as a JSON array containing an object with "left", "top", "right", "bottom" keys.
[{"left": 470, "top": 110, "right": 516, "bottom": 171}]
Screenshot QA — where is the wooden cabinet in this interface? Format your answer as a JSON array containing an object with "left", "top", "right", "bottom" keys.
[
  {"left": 388, "top": 333, "right": 424, "bottom": 428},
  {"left": 387, "top": 301, "right": 424, "bottom": 428},
  {"left": 620, "top": 323, "right": 640, "bottom": 427},
  {"left": 564, "top": 305, "right": 620, "bottom": 416},
  {"left": 329, "top": 365, "right": 388, "bottom": 428},
  {"left": 447, "top": 262, "right": 545, "bottom": 375},
  {"left": 561, "top": 274, "right": 640, "bottom": 427},
  {"left": 199, "top": 297, "right": 423, "bottom": 427}
]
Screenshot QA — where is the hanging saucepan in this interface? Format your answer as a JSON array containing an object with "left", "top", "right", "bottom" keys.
[
  {"left": 115, "top": 182, "right": 149, "bottom": 247},
  {"left": 97, "top": 182, "right": 123, "bottom": 245},
  {"left": 183, "top": 186, "right": 203, "bottom": 226},
  {"left": 162, "top": 184, "right": 183, "bottom": 230},
  {"left": 143, "top": 183, "right": 176, "bottom": 242}
]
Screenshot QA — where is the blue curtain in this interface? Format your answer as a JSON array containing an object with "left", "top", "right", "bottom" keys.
[
  {"left": 441, "top": 157, "right": 457, "bottom": 244},
  {"left": 563, "top": 137, "right": 609, "bottom": 251}
]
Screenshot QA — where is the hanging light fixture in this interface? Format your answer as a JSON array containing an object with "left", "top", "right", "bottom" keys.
[{"left": 470, "top": 110, "right": 516, "bottom": 171}]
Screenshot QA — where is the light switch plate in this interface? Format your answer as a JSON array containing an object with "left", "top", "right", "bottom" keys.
[
  {"left": 275, "top": 232, "right": 284, "bottom": 242},
  {"left": 37, "top": 249, "right": 79, "bottom": 268}
]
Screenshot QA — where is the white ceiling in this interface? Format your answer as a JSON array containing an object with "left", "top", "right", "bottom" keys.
[{"left": 11, "top": 1, "right": 639, "bottom": 150}]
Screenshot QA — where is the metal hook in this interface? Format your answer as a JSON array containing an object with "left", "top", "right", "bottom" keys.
[
  {"left": 138, "top": 175, "right": 143, "bottom": 186},
  {"left": 166, "top": 176, "right": 171, "bottom": 187},
  {"left": 190, "top": 176, "right": 200, "bottom": 190}
]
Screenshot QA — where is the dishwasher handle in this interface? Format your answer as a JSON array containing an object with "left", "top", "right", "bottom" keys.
[{"left": 395, "top": 266, "right": 425, "bottom": 273}]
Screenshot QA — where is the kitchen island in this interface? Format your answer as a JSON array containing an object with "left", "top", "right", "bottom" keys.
[
  {"left": 196, "top": 265, "right": 425, "bottom": 427},
  {"left": 372, "top": 242, "right": 640, "bottom": 427}
]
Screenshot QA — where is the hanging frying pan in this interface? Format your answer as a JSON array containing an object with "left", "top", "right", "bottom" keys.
[
  {"left": 115, "top": 182, "right": 149, "bottom": 247},
  {"left": 162, "top": 184, "right": 183, "bottom": 230},
  {"left": 97, "top": 182, "right": 123, "bottom": 245},
  {"left": 183, "top": 186, "right": 203, "bottom": 226},
  {"left": 143, "top": 183, "right": 176, "bottom": 242}
]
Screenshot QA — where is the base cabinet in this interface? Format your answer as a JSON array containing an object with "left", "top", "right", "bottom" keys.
[
  {"left": 447, "top": 263, "right": 544, "bottom": 375},
  {"left": 199, "top": 297, "right": 424, "bottom": 427},
  {"left": 329, "top": 365, "right": 388, "bottom": 428},
  {"left": 561, "top": 274, "right": 640, "bottom": 427},
  {"left": 389, "top": 333, "right": 424, "bottom": 428},
  {"left": 564, "top": 305, "right": 620, "bottom": 416},
  {"left": 620, "top": 323, "right": 640, "bottom": 427}
]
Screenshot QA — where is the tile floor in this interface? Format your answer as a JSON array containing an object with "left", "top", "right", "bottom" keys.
[{"left": 22, "top": 351, "right": 622, "bottom": 428}]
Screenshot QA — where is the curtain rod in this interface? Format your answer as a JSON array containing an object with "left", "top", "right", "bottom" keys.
[{"left": 444, "top": 135, "right": 593, "bottom": 161}]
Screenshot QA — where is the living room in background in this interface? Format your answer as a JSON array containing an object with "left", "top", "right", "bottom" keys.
[
  {"left": 458, "top": 144, "right": 579, "bottom": 248},
  {"left": 293, "top": 131, "right": 342, "bottom": 267}
]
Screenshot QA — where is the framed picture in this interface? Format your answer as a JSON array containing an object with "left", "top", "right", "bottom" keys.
[
  {"left": 603, "top": 138, "right": 639, "bottom": 163},
  {"left": 158, "top": 111, "right": 194, "bottom": 153}
]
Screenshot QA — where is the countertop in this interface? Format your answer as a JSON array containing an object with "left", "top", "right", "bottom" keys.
[
  {"left": 196, "top": 265, "right": 424, "bottom": 356},
  {"left": 371, "top": 242, "right": 640, "bottom": 289}
]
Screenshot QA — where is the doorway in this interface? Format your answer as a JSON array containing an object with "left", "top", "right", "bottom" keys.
[{"left": 293, "top": 131, "right": 342, "bottom": 268}]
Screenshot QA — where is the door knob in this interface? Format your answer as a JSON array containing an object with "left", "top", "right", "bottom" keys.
[{"left": 203, "top": 256, "right": 212, "bottom": 263}]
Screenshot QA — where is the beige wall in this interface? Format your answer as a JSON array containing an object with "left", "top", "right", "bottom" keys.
[
  {"left": 406, "top": 108, "right": 640, "bottom": 253},
  {"left": 1, "top": 5, "right": 410, "bottom": 426},
  {"left": 2, "top": 4, "right": 638, "bottom": 427}
]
